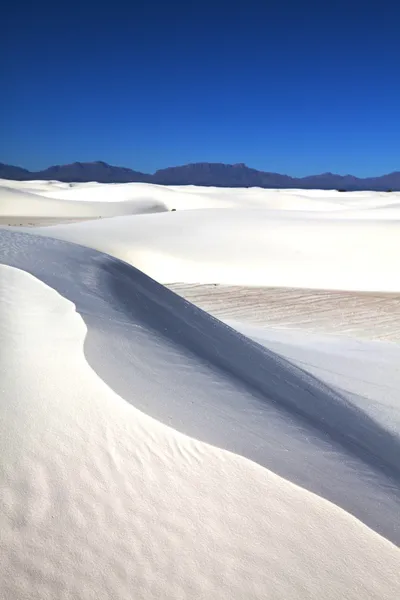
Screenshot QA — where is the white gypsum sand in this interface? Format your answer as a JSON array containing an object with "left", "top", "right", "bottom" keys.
[
  {"left": 167, "top": 284, "right": 400, "bottom": 342},
  {"left": 0, "top": 180, "right": 169, "bottom": 220},
  {"left": 1, "top": 182, "right": 400, "bottom": 599},
  {"left": 1, "top": 228, "right": 400, "bottom": 552},
  {"left": 0, "top": 265, "right": 399, "bottom": 600},
  {"left": 165, "top": 283, "right": 400, "bottom": 437},
  {"left": 25, "top": 204, "right": 400, "bottom": 291},
  {"left": 2, "top": 178, "right": 400, "bottom": 223}
]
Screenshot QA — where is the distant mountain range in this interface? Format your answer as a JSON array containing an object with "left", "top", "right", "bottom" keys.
[{"left": 1, "top": 161, "right": 399, "bottom": 191}]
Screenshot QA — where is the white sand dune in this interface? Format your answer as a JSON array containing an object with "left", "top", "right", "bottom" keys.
[
  {"left": 0, "top": 182, "right": 168, "bottom": 219},
  {"left": 1, "top": 183, "right": 400, "bottom": 598},
  {"left": 1, "top": 178, "right": 351, "bottom": 211},
  {"left": 2, "top": 229, "right": 400, "bottom": 535},
  {"left": 4, "top": 178, "right": 400, "bottom": 219},
  {"left": 234, "top": 324, "right": 400, "bottom": 437},
  {"left": 1, "top": 260, "right": 399, "bottom": 600},
  {"left": 6, "top": 180, "right": 399, "bottom": 291},
  {"left": 167, "top": 283, "right": 400, "bottom": 435},
  {"left": 30, "top": 207, "right": 400, "bottom": 291}
]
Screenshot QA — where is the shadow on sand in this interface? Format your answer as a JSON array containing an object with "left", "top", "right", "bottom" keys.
[{"left": 1, "top": 229, "right": 400, "bottom": 545}]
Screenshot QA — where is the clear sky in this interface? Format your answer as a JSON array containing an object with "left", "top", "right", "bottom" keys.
[{"left": 2, "top": 0, "right": 399, "bottom": 176}]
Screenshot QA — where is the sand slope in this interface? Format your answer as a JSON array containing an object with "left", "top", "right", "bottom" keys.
[
  {"left": 4, "top": 180, "right": 400, "bottom": 292},
  {"left": 3, "top": 178, "right": 400, "bottom": 220},
  {"left": 0, "top": 181, "right": 169, "bottom": 218},
  {"left": 30, "top": 207, "right": 400, "bottom": 291},
  {"left": 2, "top": 183, "right": 400, "bottom": 599},
  {"left": 1, "top": 263, "right": 399, "bottom": 600},
  {"left": 168, "top": 284, "right": 400, "bottom": 341},
  {"left": 2, "top": 229, "right": 400, "bottom": 546},
  {"left": 167, "top": 283, "right": 400, "bottom": 437}
]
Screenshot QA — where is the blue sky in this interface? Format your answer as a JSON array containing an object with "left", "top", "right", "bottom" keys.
[{"left": 2, "top": 0, "right": 399, "bottom": 176}]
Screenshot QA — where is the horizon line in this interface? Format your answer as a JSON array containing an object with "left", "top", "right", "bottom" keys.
[{"left": 1, "top": 159, "right": 399, "bottom": 180}]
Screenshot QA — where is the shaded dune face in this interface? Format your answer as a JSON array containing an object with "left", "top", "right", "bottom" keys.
[
  {"left": 0, "top": 262, "right": 399, "bottom": 600},
  {"left": 1, "top": 230, "right": 400, "bottom": 549},
  {"left": 1, "top": 180, "right": 400, "bottom": 600}
]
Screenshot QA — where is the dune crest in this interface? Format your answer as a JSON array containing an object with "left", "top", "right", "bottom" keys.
[
  {"left": 2, "top": 181, "right": 400, "bottom": 598},
  {"left": 1, "top": 264, "right": 399, "bottom": 599}
]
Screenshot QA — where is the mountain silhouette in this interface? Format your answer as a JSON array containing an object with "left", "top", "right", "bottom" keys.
[{"left": 1, "top": 161, "right": 399, "bottom": 191}]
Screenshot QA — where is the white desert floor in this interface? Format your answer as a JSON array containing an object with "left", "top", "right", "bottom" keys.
[{"left": 1, "top": 179, "right": 400, "bottom": 599}]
